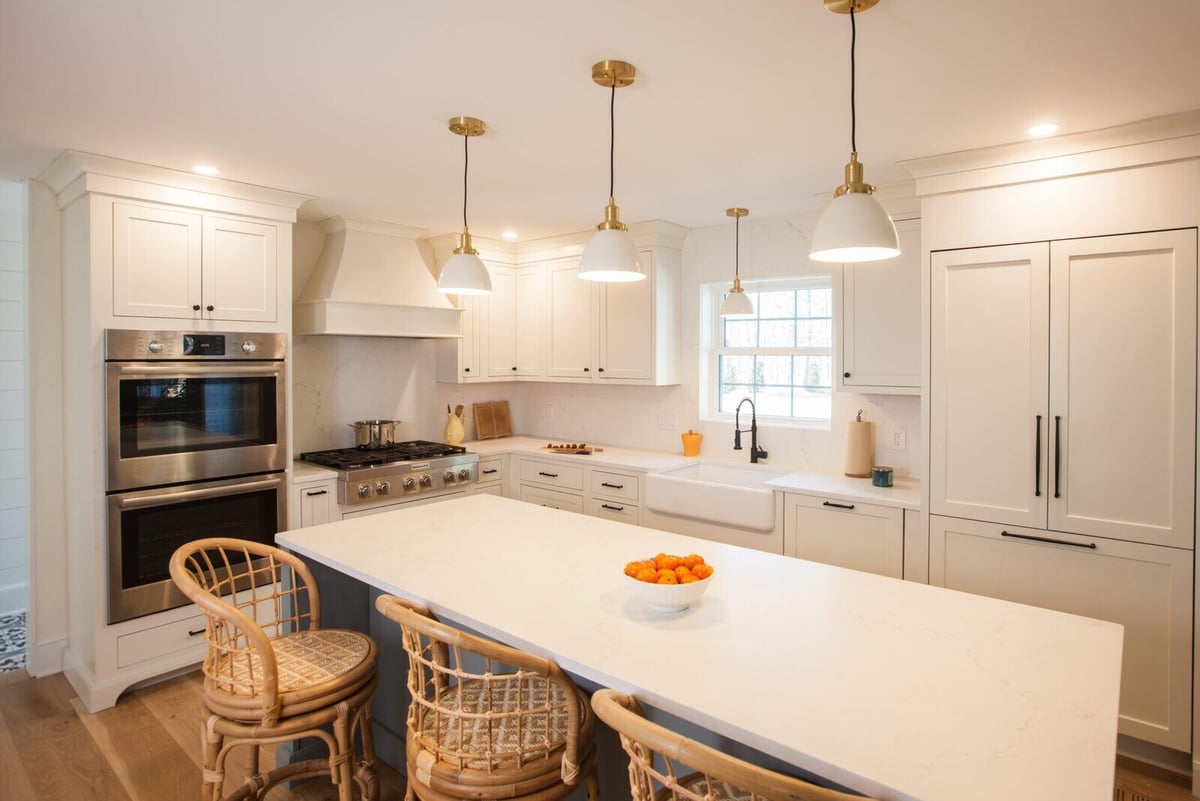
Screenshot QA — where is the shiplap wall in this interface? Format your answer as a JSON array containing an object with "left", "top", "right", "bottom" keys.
[{"left": 0, "top": 179, "right": 28, "bottom": 615}]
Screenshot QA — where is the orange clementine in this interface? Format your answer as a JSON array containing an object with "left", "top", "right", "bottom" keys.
[
  {"left": 657, "top": 572, "right": 679, "bottom": 585},
  {"left": 634, "top": 567, "right": 659, "bottom": 583},
  {"left": 679, "top": 573, "right": 700, "bottom": 584},
  {"left": 683, "top": 554, "right": 706, "bottom": 570},
  {"left": 674, "top": 565, "right": 692, "bottom": 579},
  {"left": 624, "top": 561, "right": 644, "bottom": 577},
  {"left": 693, "top": 564, "right": 714, "bottom": 580}
]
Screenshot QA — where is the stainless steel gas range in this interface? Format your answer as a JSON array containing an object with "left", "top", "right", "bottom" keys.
[{"left": 300, "top": 441, "right": 479, "bottom": 518}]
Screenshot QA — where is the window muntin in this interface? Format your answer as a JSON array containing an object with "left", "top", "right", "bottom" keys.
[{"left": 709, "top": 277, "right": 833, "bottom": 423}]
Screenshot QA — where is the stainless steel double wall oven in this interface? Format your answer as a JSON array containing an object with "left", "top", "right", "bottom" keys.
[{"left": 105, "top": 329, "right": 288, "bottom": 623}]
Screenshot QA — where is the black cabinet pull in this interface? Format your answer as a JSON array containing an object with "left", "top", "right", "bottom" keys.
[
  {"left": 600, "top": 482, "right": 624, "bottom": 489},
  {"left": 192, "top": 304, "right": 201, "bottom": 311},
  {"left": 598, "top": 367, "right": 605, "bottom": 373},
  {"left": 822, "top": 501, "right": 856, "bottom": 510},
  {"left": 1034, "top": 415, "right": 1042, "bottom": 497},
  {"left": 1001, "top": 530, "right": 1096, "bottom": 550},
  {"left": 601, "top": 503, "right": 625, "bottom": 512},
  {"left": 843, "top": 371, "right": 851, "bottom": 378},
  {"left": 583, "top": 367, "right": 590, "bottom": 372},
  {"left": 482, "top": 469, "right": 498, "bottom": 475},
  {"left": 305, "top": 489, "right": 328, "bottom": 497},
  {"left": 464, "top": 367, "right": 471, "bottom": 373},
  {"left": 187, "top": 627, "right": 206, "bottom": 637},
  {"left": 512, "top": 366, "right": 517, "bottom": 371},
  {"left": 1054, "top": 415, "right": 1062, "bottom": 498},
  {"left": 538, "top": 471, "right": 559, "bottom": 478},
  {"left": 206, "top": 305, "right": 214, "bottom": 312}
]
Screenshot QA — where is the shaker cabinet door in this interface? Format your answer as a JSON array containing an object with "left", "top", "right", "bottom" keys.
[
  {"left": 202, "top": 216, "right": 278, "bottom": 322},
  {"left": 113, "top": 202, "right": 203, "bottom": 319}
]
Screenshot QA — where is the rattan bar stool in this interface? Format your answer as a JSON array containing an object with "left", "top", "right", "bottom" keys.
[
  {"left": 374, "top": 594, "right": 599, "bottom": 801},
  {"left": 170, "top": 538, "right": 379, "bottom": 801},
  {"left": 592, "top": 689, "right": 871, "bottom": 801}
]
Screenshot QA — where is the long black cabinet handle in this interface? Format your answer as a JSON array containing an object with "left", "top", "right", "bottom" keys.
[
  {"left": 305, "top": 489, "right": 328, "bottom": 497},
  {"left": 482, "top": 469, "right": 498, "bottom": 475},
  {"left": 538, "top": 471, "right": 559, "bottom": 478},
  {"left": 600, "top": 482, "right": 624, "bottom": 489},
  {"left": 601, "top": 504, "right": 625, "bottom": 512},
  {"left": 1001, "top": 530, "right": 1096, "bottom": 550},
  {"left": 822, "top": 501, "right": 856, "bottom": 510},
  {"left": 1034, "top": 415, "right": 1042, "bottom": 497},
  {"left": 187, "top": 627, "right": 206, "bottom": 637},
  {"left": 1054, "top": 415, "right": 1062, "bottom": 498}
]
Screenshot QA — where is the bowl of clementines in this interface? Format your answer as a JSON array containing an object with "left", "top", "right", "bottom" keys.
[{"left": 623, "top": 552, "right": 714, "bottom": 613}]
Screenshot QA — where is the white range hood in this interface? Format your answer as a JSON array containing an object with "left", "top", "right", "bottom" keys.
[{"left": 294, "top": 217, "right": 462, "bottom": 338}]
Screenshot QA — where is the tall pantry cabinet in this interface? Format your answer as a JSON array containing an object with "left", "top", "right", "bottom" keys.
[{"left": 908, "top": 124, "right": 1200, "bottom": 770}]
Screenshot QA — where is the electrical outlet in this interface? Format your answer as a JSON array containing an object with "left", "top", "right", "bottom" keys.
[
  {"left": 891, "top": 428, "right": 907, "bottom": 450},
  {"left": 658, "top": 411, "right": 679, "bottom": 431}
]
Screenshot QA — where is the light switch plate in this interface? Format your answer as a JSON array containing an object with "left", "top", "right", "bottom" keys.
[{"left": 891, "top": 428, "right": 907, "bottom": 450}]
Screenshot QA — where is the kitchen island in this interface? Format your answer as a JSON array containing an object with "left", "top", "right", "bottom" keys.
[{"left": 277, "top": 494, "right": 1122, "bottom": 801}]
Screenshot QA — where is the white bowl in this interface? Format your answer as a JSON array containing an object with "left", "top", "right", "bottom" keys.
[{"left": 626, "top": 573, "right": 713, "bottom": 613}]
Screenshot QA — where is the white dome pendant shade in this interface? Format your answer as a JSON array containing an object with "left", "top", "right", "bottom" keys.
[
  {"left": 720, "top": 208, "right": 755, "bottom": 318},
  {"left": 809, "top": 0, "right": 900, "bottom": 265},
  {"left": 580, "top": 60, "right": 646, "bottom": 283},
  {"left": 437, "top": 116, "right": 493, "bottom": 295}
]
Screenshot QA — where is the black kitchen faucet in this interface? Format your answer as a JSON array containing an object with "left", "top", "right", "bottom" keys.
[{"left": 733, "top": 397, "right": 768, "bottom": 463}]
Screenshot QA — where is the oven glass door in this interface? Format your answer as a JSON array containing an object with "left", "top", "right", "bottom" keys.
[
  {"left": 107, "top": 473, "right": 286, "bottom": 623},
  {"left": 107, "top": 362, "right": 286, "bottom": 490}
]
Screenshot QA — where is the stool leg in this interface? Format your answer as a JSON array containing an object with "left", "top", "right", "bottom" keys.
[
  {"left": 332, "top": 701, "right": 355, "bottom": 801},
  {"left": 356, "top": 703, "right": 379, "bottom": 800},
  {"left": 202, "top": 716, "right": 224, "bottom": 801}
]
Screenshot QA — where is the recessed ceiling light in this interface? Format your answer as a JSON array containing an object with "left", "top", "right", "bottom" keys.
[
  {"left": 1027, "top": 123, "right": 1059, "bottom": 138},
  {"left": 501, "top": 231, "right": 518, "bottom": 241},
  {"left": 193, "top": 165, "right": 220, "bottom": 176}
]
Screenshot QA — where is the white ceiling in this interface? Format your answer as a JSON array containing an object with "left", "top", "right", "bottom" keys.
[{"left": 2, "top": 0, "right": 1199, "bottom": 240}]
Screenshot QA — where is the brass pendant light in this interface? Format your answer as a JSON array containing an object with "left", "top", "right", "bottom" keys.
[
  {"left": 809, "top": 0, "right": 900, "bottom": 263},
  {"left": 437, "top": 116, "right": 493, "bottom": 295},
  {"left": 720, "top": 208, "right": 754, "bottom": 318},
  {"left": 579, "top": 59, "right": 645, "bottom": 282}
]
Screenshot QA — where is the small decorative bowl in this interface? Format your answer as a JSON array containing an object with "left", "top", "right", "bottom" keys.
[{"left": 625, "top": 573, "right": 713, "bottom": 613}]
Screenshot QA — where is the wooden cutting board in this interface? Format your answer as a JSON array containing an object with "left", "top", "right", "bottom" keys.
[{"left": 472, "top": 401, "right": 512, "bottom": 440}]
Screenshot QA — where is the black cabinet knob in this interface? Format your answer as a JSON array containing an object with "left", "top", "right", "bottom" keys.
[
  {"left": 206, "top": 305, "right": 214, "bottom": 312},
  {"left": 192, "top": 304, "right": 201, "bottom": 311},
  {"left": 583, "top": 367, "right": 590, "bottom": 372},
  {"left": 512, "top": 366, "right": 517, "bottom": 371},
  {"left": 464, "top": 367, "right": 470, "bottom": 373},
  {"left": 598, "top": 367, "right": 605, "bottom": 373},
  {"left": 843, "top": 372, "right": 851, "bottom": 378}
]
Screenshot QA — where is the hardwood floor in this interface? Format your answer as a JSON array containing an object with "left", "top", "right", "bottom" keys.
[
  {"left": 0, "top": 669, "right": 406, "bottom": 800},
  {"left": 0, "top": 666, "right": 1194, "bottom": 801}
]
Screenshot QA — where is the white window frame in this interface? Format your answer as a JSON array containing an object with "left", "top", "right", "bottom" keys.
[{"left": 701, "top": 275, "right": 835, "bottom": 429}]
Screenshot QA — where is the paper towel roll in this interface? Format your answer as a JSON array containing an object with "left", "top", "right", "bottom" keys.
[{"left": 844, "top": 411, "right": 873, "bottom": 478}]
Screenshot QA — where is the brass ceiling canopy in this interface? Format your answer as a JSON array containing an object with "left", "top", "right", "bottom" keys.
[
  {"left": 726, "top": 208, "right": 749, "bottom": 219},
  {"left": 823, "top": 0, "right": 880, "bottom": 13},
  {"left": 591, "top": 60, "right": 636, "bottom": 88},
  {"left": 448, "top": 116, "right": 486, "bottom": 137}
]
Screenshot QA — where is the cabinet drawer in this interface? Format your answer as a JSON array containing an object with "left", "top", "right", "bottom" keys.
[
  {"left": 297, "top": 479, "right": 335, "bottom": 528},
  {"left": 930, "top": 514, "right": 1192, "bottom": 751},
  {"left": 473, "top": 483, "right": 503, "bottom": 497},
  {"left": 586, "top": 497, "right": 639, "bottom": 525},
  {"left": 520, "top": 485, "right": 584, "bottom": 514},
  {"left": 478, "top": 457, "right": 505, "bottom": 485},
  {"left": 783, "top": 494, "right": 904, "bottom": 579},
  {"left": 519, "top": 459, "right": 584, "bottom": 492},
  {"left": 117, "top": 613, "right": 208, "bottom": 668},
  {"left": 589, "top": 470, "right": 640, "bottom": 503}
]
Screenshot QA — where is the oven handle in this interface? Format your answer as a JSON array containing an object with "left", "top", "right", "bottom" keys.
[
  {"left": 111, "top": 363, "right": 283, "bottom": 379},
  {"left": 115, "top": 477, "right": 283, "bottom": 510}
]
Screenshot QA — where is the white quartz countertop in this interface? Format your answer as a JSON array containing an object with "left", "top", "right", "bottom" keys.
[
  {"left": 279, "top": 495, "right": 1121, "bottom": 801},
  {"left": 467, "top": 436, "right": 918, "bottom": 509},
  {"left": 291, "top": 460, "right": 338, "bottom": 482}
]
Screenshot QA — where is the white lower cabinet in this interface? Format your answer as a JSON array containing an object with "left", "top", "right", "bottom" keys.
[
  {"left": 289, "top": 476, "right": 336, "bottom": 529},
  {"left": 472, "top": 456, "right": 506, "bottom": 497},
  {"left": 783, "top": 494, "right": 904, "bottom": 579},
  {"left": 520, "top": 485, "right": 584, "bottom": 514},
  {"left": 929, "top": 514, "right": 1193, "bottom": 751},
  {"left": 586, "top": 497, "right": 639, "bottom": 524}
]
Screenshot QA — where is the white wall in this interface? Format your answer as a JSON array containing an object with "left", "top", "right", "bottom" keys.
[
  {"left": 0, "top": 179, "right": 29, "bottom": 615},
  {"left": 291, "top": 214, "right": 922, "bottom": 477}
]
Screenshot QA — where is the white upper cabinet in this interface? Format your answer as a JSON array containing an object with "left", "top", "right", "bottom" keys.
[
  {"left": 596, "top": 250, "right": 656, "bottom": 382},
  {"left": 112, "top": 203, "right": 203, "bottom": 319},
  {"left": 486, "top": 266, "right": 517, "bottom": 378},
  {"left": 1047, "top": 231, "right": 1196, "bottom": 548},
  {"left": 546, "top": 258, "right": 594, "bottom": 379},
  {"left": 931, "top": 230, "right": 1196, "bottom": 549},
  {"left": 113, "top": 202, "right": 279, "bottom": 323},
  {"left": 514, "top": 265, "right": 545, "bottom": 377},
  {"left": 838, "top": 219, "right": 921, "bottom": 394},
  {"left": 930, "top": 242, "right": 1050, "bottom": 529}
]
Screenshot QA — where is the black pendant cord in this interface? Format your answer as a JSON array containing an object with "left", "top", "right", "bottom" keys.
[
  {"left": 462, "top": 134, "right": 469, "bottom": 229},
  {"left": 850, "top": 4, "right": 857, "bottom": 154},
  {"left": 609, "top": 82, "right": 616, "bottom": 198}
]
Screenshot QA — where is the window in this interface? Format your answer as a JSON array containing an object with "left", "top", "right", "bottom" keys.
[{"left": 705, "top": 276, "right": 834, "bottom": 424}]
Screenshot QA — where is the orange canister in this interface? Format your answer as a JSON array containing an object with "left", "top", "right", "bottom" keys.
[{"left": 681, "top": 430, "right": 701, "bottom": 457}]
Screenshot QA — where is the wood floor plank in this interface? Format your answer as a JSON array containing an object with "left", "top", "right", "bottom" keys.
[
  {"left": 0, "top": 708, "right": 37, "bottom": 801},
  {"left": 0, "top": 674, "right": 133, "bottom": 801}
]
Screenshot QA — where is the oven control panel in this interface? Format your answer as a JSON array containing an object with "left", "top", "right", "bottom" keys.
[
  {"left": 338, "top": 454, "right": 478, "bottom": 506},
  {"left": 105, "top": 329, "right": 287, "bottom": 361}
]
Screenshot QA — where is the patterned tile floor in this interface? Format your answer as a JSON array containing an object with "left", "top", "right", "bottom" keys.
[{"left": 0, "top": 611, "right": 27, "bottom": 673}]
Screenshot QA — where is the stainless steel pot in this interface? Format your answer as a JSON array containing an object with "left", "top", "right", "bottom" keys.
[{"left": 348, "top": 419, "right": 401, "bottom": 449}]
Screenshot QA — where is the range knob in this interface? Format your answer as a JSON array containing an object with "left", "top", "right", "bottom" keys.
[
  {"left": 241, "top": 340, "right": 258, "bottom": 354},
  {"left": 458, "top": 468, "right": 471, "bottom": 481},
  {"left": 375, "top": 480, "right": 391, "bottom": 495},
  {"left": 443, "top": 471, "right": 457, "bottom": 484},
  {"left": 148, "top": 341, "right": 165, "bottom": 354},
  {"left": 403, "top": 476, "right": 417, "bottom": 491},
  {"left": 419, "top": 474, "right": 432, "bottom": 488},
  {"left": 357, "top": 483, "right": 371, "bottom": 499}
]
